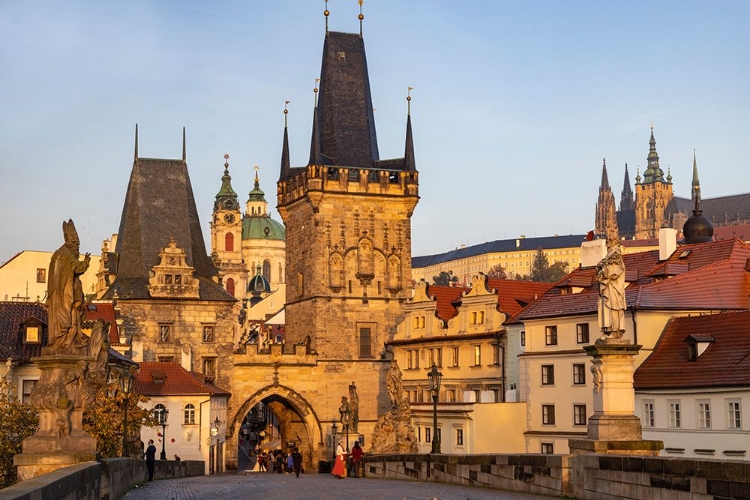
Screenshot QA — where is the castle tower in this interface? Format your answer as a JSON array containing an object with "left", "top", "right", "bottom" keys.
[
  {"left": 277, "top": 29, "right": 419, "bottom": 360},
  {"left": 595, "top": 158, "right": 618, "bottom": 240},
  {"left": 634, "top": 126, "right": 674, "bottom": 239}
]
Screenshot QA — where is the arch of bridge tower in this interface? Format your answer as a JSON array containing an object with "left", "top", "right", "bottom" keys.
[{"left": 226, "top": 384, "right": 325, "bottom": 470}]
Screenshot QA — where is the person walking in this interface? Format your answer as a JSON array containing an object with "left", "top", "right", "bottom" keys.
[
  {"left": 144, "top": 439, "right": 157, "bottom": 482},
  {"left": 292, "top": 447, "right": 303, "bottom": 478},
  {"left": 350, "top": 441, "right": 363, "bottom": 478},
  {"left": 286, "top": 451, "right": 294, "bottom": 473},
  {"left": 331, "top": 439, "right": 347, "bottom": 479}
]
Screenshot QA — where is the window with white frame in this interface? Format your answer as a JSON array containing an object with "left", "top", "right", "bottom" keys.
[
  {"left": 576, "top": 323, "right": 590, "bottom": 344},
  {"left": 642, "top": 400, "right": 655, "bottom": 428},
  {"left": 727, "top": 400, "right": 742, "bottom": 429},
  {"left": 520, "top": 331, "right": 526, "bottom": 347},
  {"left": 541, "top": 364, "right": 555, "bottom": 385},
  {"left": 573, "top": 404, "right": 587, "bottom": 426},
  {"left": 472, "top": 345, "right": 481, "bottom": 366},
  {"left": 668, "top": 400, "right": 681, "bottom": 428},
  {"left": 451, "top": 347, "right": 459, "bottom": 367},
  {"left": 542, "top": 404, "right": 556, "bottom": 425},
  {"left": 545, "top": 326, "right": 557, "bottom": 346},
  {"left": 425, "top": 427, "right": 431, "bottom": 443},
  {"left": 407, "top": 349, "right": 419, "bottom": 370},
  {"left": 428, "top": 348, "right": 443, "bottom": 368},
  {"left": 456, "top": 428, "right": 464, "bottom": 446},
  {"left": 697, "top": 400, "right": 711, "bottom": 429},
  {"left": 541, "top": 442, "right": 554, "bottom": 454},
  {"left": 572, "top": 363, "right": 586, "bottom": 385},
  {"left": 184, "top": 403, "right": 196, "bottom": 424}
]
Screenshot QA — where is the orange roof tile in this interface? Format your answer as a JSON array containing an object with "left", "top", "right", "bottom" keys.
[
  {"left": 427, "top": 285, "right": 469, "bottom": 321},
  {"left": 83, "top": 302, "right": 119, "bottom": 345},
  {"left": 135, "top": 362, "right": 230, "bottom": 397},
  {"left": 634, "top": 311, "right": 750, "bottom": 389}
]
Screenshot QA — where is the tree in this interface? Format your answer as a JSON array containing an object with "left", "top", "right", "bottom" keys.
[
  {"left": 83, "top": 379, "right": 158, "bottom": 459},
  {"left": 526, "top": 247, "right": 569, "bottom": 282},
  {"left": 432, "top": 270, "right": 458, "bottom": 286},
  {"left": 486, "top": 263, "right": 508, "bottom": 280},
  {"left": 0, "top": 378, "right": 39, "bottom": 488}
]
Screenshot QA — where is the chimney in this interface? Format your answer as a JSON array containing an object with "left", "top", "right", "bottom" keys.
[
  {"left": 659, "top": 227, "right": 677, "bottom": 261},
  {"left": 580, "top": 239, "right": 607, "bottom": 268}
]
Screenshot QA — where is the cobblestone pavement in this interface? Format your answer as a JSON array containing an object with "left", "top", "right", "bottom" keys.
[{"left": 123, "top": 472, "right": 551, "bottom": 500}]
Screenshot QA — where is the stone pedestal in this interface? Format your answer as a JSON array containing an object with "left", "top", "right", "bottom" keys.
[
  {"left": 14, "top": 354, "right": 98, "bottom": 480},
  {"left": 568, "top": 339, "right": 662, "bottom": 457}
]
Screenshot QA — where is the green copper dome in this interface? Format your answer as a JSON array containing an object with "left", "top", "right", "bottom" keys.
[{"left": 242, "top": 215, "right": 285, "bottom": 241}]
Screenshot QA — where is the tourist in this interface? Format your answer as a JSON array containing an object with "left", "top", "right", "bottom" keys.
[
  {"left": 286, "top": 451, "right": 294, "bottom": 473},
  {"left": 275, "top": 449, "right": 284, "bottom": 474},
  {"left": 350, "top": 441, "right": 363, "bottom": 477},
  {"left": 292, "top": 447, "right": 303, "bottom": 478},
  {"left": 331, "top": 439, "right": 347, "bottom": 479},
  {"left": 144, "top": 439, "right": 157, "bottom": 482}
]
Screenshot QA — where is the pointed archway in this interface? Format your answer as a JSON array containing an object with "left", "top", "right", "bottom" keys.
[{"left": 225, "top": 384, "right": 324, "bottom": 473}]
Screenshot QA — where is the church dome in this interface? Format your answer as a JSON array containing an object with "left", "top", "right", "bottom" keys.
[
  {"left": 247, "top": 272, "right": 272, "bottom": 294},
  {"left": 242, "top": 216, "right": 286, "bottom": 241}
]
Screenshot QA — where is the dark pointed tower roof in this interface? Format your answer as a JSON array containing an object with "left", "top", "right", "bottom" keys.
[
  {"left": 620, "top": 163, "right": 635, "bottom": 211},
  {"left": 599, "top": 158, "right": 610, "bottom": 189},
  {"left": 683, "top": 185, "right": 714, "bottom": 244},
  {"left": 313, "top": 31, "right": 379, "bottom": 168},
  {"left": 308, "top": 86, "right": 321, "bottom": 166},
  {"left": 404, "top": 90, "right": 416, "bottom": 171},
  {"left": 642, "top": 126, "right": 666, "bottom": 184},
  {"left": 104, "top": 132, "right": 230, "bottom": 301},
  {"left": 279, "top": 104, "right": 291, "bottom": 182},
  {"left": 691, "top": 150, "right": 701, "bottom": 201}
]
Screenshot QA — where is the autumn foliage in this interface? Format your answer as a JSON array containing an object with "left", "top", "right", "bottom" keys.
[{"left": 0, "top": 378, "right": 39, "bottom": 488}]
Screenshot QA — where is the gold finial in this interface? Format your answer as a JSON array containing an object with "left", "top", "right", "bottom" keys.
[
  {"left": 358, "top": 0, "right": 365, "bottom": 36},
  {"left": 407, "top": 87, "right": 413, "bottom": 115},
  {"left": 284, "top": 100, "right": 290, "bottom": 127},
  {"left": 254, "top": 164, "right": 259, "bottom": 183},
  {"left": 313, "top": 78, "right": 320, "bottom": 106},
  {"left": 324, "top": 0, "right": 329, "bottom": 33},
  {"left": 224, "top": 153, "right": 229, "bottom": 170}
]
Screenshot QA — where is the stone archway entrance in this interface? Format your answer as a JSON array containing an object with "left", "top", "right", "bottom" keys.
[{"left": 225, "top": 385, "right": 324, "bottom": 473}]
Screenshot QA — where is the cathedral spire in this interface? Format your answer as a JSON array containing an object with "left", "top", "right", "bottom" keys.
[
  {"left": 643, "top": 124, "right": 665, "bottom": 183},
  {"left": 404, "top": 87, "right": 416, "bottom": 172},
  {"left": 279, "top": 101, "right": 291, "bottom": 181},
  {"left": 620, "top": 163, "right": 635, "bottom": 211},
  {"left": 600, "top": 158, "right": 610, "bottom": 189},
  {"left": 595, "top": 157, "right": 618, "bottom": 240},
  {"left": 691, "top": 150, "right": 701, "bottom": 201}
]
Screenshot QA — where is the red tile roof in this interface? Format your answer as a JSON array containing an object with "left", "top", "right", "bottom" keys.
[
  {"left": 0, "top": 301, "right": 47, "bottom": 361},
  {"left": 634, "top": 311, "right": 750, "bottom": 389},
  {"left": 516, "top": 240, "right": 750, "bottom": 320},
  {"left": 82, "top": 301, "right": 120, "bottom": 346},
  {"left": 135, "top": 362, "right": 230, "bottom": 397},
  {"left": 427, "top": 285, "right": 469, "bottom": 321},
  {"left": 487, "top": 279, "right": 553, "bottom": 318}
]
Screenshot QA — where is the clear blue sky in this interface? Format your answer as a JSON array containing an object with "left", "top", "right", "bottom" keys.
[{"left": 1, "top": 0, "right": 748, "bottom": 263}]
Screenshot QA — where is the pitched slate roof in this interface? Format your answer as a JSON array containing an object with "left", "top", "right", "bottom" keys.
[
  {"left": 667, "top": 193, "right": 750, "bottom": 227},
  {"left": 412, "top": 234, "right": 587, "bottom": 269},
  {"left": 135, "top": 362, "right": 230, "bottom": 397},
  {"left": 516, "top": 239, "right": 750, "bottom": 320},
  {"left": 634, "top": 311, "right": 750, "bottom": 389},
  {"left": 103, "top": 157, "right": 233, "bottom": 301},
  {"left": 0, "top": 301, "right": 47, "bottom": 361}
]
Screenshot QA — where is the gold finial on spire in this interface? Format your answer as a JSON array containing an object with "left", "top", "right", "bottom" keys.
[
  {"left": 254, "top": 164, "right": 259, "bottom": 183},
  {"left": 314, "top": 78, "right": 320, "bottom": 106},
  {"left": 324, "top": 0, "right": 329, "bottom": 33},
  {"left": 358, "top": 0, "right": 365, "bottom": 37},
  {"left": 407, "top": 86, "right": 413, "bottom": 115},
  {"left": 284, "top": 100, "right": 290, "bottom": 127},
  {"left": 223, "top": 153, "right": 229, "bottom": 171}
]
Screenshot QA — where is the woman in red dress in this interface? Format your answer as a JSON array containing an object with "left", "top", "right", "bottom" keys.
[{"left": 331, "top": 439, "right": 347, "bottom": 478}]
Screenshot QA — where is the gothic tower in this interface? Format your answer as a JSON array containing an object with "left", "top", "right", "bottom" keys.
[
  {"left": 634, "top": 126, "right": 674, "bottom": 239},
  {"left": 595, "top": 158, "right": 618, "bottom": 240},
  {"left": 277, "top": 29, "right": 419, "bottom": 360}
]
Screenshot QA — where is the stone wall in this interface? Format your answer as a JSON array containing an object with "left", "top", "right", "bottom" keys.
[{"left": 365, "top": 453, "right": 750, "bottom": 500}]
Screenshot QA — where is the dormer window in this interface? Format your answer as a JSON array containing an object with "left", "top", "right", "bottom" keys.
[
  {"left": 25, "top": 325, "right": 40, "bottom": 343},
  {"left": 684, "top": 334, "right": 715, "bottom": 361}
]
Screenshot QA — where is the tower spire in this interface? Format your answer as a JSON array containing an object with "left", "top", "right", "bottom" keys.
[
  {"left": 404, "top": 87, "right": 416, "bottom": 172},
  {"left": 324, "top": 0, "right": 329, "bottom": 33},
  {"left": 358, "top": 0, "right": 364, "bottom": 37},
  {"left": 182, "top": 127, "right": 186, "bottom": 161},
  {"left": 620, "top": 163, "right": 634, "bottom": 211},
  {"left": 308, "top": 80, "right": 321, "bottom": 166},
  {"left": 279, "top": 102, "right": 291, "bottom": 181},
  {"left": 691, "top": 150, "right": 701, "bottom": 201},
  {"left": 134, "top": 123, "right": 139, "bottom": 163},
  {"left": 600, "top": 158, "right": 610, "bottom": 189}
]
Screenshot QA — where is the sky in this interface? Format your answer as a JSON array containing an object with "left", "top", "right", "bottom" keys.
[{"left": 1, "top": 1, "right": 749, "bottom": 264}]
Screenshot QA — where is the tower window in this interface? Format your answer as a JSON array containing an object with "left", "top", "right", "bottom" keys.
[
  {"left": 359, "top": 326, "right": 373, "bottom": 358},
  {"left": 226, "top": 277, "right": 235, "bottom": 296},
  {"left": 225, "top": 232, "right": 234, "bottom": 252}
]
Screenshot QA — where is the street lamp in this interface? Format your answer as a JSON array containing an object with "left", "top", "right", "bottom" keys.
[
  {"left": 427, "top": 363, "right": 442, "bottom": 454},
  {"left": 210, "top": 417, "right": 221, "bottom": 437},
  {"left": 331, "top": 422, "right": 338, "bottom": 463},
  {"left": 340, "top": 405, "right": 351, "bottom": 453},
  {"left": 120, "top": 371, "right": 133, "bottom": 457},
  {"left": 158, "top": 407, "right": 169, "bottom": 460}
]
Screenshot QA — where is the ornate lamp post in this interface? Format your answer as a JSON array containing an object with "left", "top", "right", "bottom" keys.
[
  {"left": 428, "top": 364, "right": 443, "bottom": 454},
  {"left": 159, "top": 407, "right": 169, "bottom": 460},
  {"left": 331, "top": 422, "right": 338, "bottom": 463},
  {"left": 120, "top": 371, "right": 133, "bottom": 457},
  {"left": 341, "top": 406, "right": 351, "bottom": 453}
]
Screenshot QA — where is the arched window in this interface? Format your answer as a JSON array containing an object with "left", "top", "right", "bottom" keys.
[
  {"left": 263, "top": 260, "right": 271, "bottom": 282},
  {"left": 153, "top": 404, "right": 167, "bottom": 424},
  {"left": 225, "top": 232, "right": 234, "bottom": 252},
  {"left": 184, "top": 403, "right": 196, "bottom": 424},
  {"left": 226, "top": 277, "right": 235, "bottom": 296}
]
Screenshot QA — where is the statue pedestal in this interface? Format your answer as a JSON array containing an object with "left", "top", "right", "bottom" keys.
[
  {"left": 14, "top": 354, "right": 98, "bottom": 481},
  {"left": 568, "top": 339, "right": 662, "bottom": 457}
]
